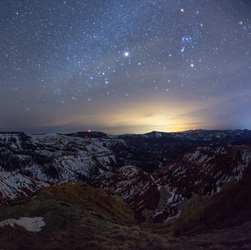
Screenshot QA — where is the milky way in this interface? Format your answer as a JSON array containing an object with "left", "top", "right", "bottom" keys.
[{"left": 0, "top": 0, "right": 251, "bottom": 134}]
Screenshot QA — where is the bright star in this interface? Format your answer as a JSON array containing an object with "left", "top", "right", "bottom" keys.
[{"left": 124, "top": 52, "right": 130, "bottom": 57}]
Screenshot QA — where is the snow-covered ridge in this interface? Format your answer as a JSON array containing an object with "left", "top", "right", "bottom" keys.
[
  {"left": 1, "top": 131, "right": 251, "bottom": 223},
  {"left": 0, "top": 132, "right": 122, "bottom": 204}
]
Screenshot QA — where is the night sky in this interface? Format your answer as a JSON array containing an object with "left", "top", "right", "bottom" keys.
[{"left": 0, "top": 0, "right": 251, "bottom": 134}]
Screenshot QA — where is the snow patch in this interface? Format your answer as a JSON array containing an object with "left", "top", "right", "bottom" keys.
[
  {"left": 0, "top": 217, "right": 46, "bottom": 232},
  {"left": 164, "top": 210, "right": 181, "bottom": 222}
]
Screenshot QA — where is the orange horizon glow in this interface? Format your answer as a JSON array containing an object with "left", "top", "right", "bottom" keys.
[{"left": 35, "top": 96, "right": 220, "bottom": 135}]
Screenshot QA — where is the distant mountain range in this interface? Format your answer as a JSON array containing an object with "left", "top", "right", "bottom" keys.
[{"left": 1, "top": 130, "right": 251, "bottom": 249}]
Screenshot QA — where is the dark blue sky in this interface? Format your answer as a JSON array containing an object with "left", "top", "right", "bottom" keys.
[{"left": 0, "top": 0, "right": 250, "bottom": 134}]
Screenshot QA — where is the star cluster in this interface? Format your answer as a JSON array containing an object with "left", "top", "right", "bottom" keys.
[{"left": 0, "top": 0, "right": 251, "bottom": 133}]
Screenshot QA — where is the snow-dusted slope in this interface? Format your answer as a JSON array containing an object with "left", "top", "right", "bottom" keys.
[
  {"left": 1, "top": 131, "right": 251, "bottom": 223},
  {"left": 93, "top": 165, "right": 160, "bottom": 221},
  {"left": 0, "top": 132, "right": 120, "bottom": 204},
  {"left": 153, "top": 145, "right": 251, "bottom": 222},
  {"left": 0, "top": 167, "right": 49, "bottom": 205}
]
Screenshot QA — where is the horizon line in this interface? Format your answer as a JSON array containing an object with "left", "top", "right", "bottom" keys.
[{"left": 0, "top": 128, "right": 250, "bottom": 136}]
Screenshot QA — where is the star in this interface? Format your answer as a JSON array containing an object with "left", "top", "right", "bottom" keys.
[
  {"left": 180, "top": 47, "right": 185, "bottom": 53},
  {"left": 0, "top": 0, "right": 250, "bottom": 133}
]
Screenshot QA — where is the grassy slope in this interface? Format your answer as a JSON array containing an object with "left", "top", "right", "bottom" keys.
[
  {"left": 1, "top": 177, "right": 251, "bottom": 250},
  {"left": 0, "top": 181, "right": 170, "bottom": 250}
]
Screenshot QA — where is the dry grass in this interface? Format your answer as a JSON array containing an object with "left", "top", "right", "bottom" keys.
[
  {"left": 1, "top": 180, "right": 251, "bottom": 250},
  {"left": 38, "top": 181, "right": 135, "bottom": 225}
]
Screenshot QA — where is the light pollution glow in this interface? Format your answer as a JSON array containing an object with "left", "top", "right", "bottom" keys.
[{"left": 6, "top": 93, "right": 246, "bottom": 135}]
